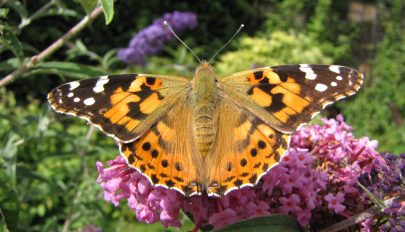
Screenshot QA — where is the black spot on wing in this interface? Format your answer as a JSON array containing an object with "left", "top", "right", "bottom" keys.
[
  {"left": 151, "top": 149, "right": 159, "bottom": 158},
  {"left": 249, "top": 174, "right": 257, "bottom": 184},
  {"left": 128, "top": 154, "right": 135, "bottom": 164},
  {"left": 250, "top": 148, "right": 258, "bottom": 157},
  {"left": 146, "top": 77, "right": 156, "bottom": 85},
  {"left": 224, "top": 176, "right": 235, "bottom": 183},
  {"left": 266, "top": 93, "right": 286, "bottom": 113},
  {"left": 161, "top": 159, "right": 169, "bottom": 168},
  {"left": 151, "top": 174, "right": 159, "bottom": 183},
  {"left": 253, "top": 71, "right": 264, "bottom": 80},
  {"left": 258, "top": 140, "right": 266, "bottom": 149},
  {"left": 240, "top": 159, "right": 247, "bottom": 167},
  {"left": 233, "top": 179, "right": 243, "bottom": 187},
  {"left": 127, "top": 101, "right": 148, "bottom": 121},
  {"left": 173, "top": 176, "right": 184, "bottom": 182},
  {"left": 142, "top": 142, "right": 151, "bottom": 151}
]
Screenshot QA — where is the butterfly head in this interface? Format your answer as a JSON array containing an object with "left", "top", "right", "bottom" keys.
[
  {"left": 192, "top": 60, "right": 217, "bottom": 98},
  {"left": 195, "top": 60, "right": 215, "bottom": 75}
]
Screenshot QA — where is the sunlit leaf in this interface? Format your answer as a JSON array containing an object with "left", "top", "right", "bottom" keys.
[
  {"left": 78, "top": 0, "right": 98, "bottom": 14},
  {"left": 100, "top": 0, "right": 114, "bottom": 25},
  {"left": 0, "top": 8, "right": 10, "bottom": 18}
]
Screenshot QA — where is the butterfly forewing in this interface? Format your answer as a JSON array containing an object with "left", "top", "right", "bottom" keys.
[
  {"left": 221, "top": 64, "right": 363, "bottom": 133},
  {"left": 48, "top": 74, "right": 190, "bottom": 142}
]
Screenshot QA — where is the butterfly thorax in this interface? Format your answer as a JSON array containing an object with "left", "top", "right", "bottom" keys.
[{"left": 191, "top": 62, "right": 218, "bottom": 157}]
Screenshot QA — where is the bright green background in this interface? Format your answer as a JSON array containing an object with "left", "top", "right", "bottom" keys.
[{"left": 1, "top": 0, "right": 404, "bottom": 231}]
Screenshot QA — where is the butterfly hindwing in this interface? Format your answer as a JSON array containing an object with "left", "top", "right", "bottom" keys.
[
  {"left": 221, "top": 64, "right": 363, "bottom": 133},
  {"left": 48, "top": 74, "right": 190, "bottom": 142},
  {"left": 118, "top": 94, "right": 204, "bottom": 197},
  {"left": 205, "top": 98, "right": 290, "bottom": 196}
]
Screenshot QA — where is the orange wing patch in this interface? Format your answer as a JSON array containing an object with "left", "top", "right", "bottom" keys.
[
  {"left": 222, "top": 65, "right": 363, "bottom": 133},
  {"left": 119, "top": 101, "right": 202, "bottom": 197},
  {"left": 206, "top": 103, "right": 291, "bottom": 197},
  {"left": 247, "top": 69, "right": 310, "bottom": 123}
]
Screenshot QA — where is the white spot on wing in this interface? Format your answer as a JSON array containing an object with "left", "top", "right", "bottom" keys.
[
  {"left": 299, "top": 64, "right": 317, "bottom": 80},
  {"left": 331, "top": 82, "right": 337, "bottom": 87},
  {"left": 69, "top": 81, "right": 80, "bottom": 90},
  {"left": 93, "top": 86, "right": 104, "bottom": 93},
  {"left": 306, "top": 73, "right": 317, "bottom": 80},
  {"left": 74, "top": 97, "right": 80, "bottom": 102},
  {"left": 315, "top": 83, "right": 328, "bottom": 92},
  {"left": 336, "top": 76, "right": 343, "bottom": 81},
  {"left": 67, "top": 92, "right": 74, "bottom": 97},
  {"left": 83, "top": 97, "right": 95, "bottom": 106},
  {"left": 93, "top": 76, "right": 109, "bottom": 93},
  {"left": 329, "top": 65, "right": 340, "bottom": 74}
]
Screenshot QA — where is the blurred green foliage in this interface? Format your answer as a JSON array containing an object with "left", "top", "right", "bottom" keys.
[
  {"left": 342, "top": 0, "right": 405, "bottom": 153},
  {"left": 216, "top": 31, "right": 332, "bottom": 74},
  {"left": 0, "top": 0, "right": 404, "bottom": 231}
]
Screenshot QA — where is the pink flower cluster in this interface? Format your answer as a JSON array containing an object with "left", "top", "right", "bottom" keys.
[
  {"left": 96, "top": 157, "right": 183, "bottom": 228},
  {"left": 292, "top": 115, "right": 381, "bottom": 219},
  {"left": 96, "top": 115, "right": 382, "bottom": 231}
]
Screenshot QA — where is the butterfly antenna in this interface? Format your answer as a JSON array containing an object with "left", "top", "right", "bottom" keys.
[
  {"left": 208, "top": 24, "right": 244, "bottom": 64},
  {"left": 164, "top": 21, "right": 201, "bottom": 63}
]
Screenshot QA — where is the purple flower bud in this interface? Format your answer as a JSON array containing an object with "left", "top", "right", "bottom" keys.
[{"left": 118, "top": 11, "right": 197, "bottom": 66}]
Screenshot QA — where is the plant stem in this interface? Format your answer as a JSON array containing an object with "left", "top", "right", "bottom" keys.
[
  {"left": 0, "top": 6, "right": 103, "bottom": 88},
  {"left": 320, "top": 195, "right": 405, "bottom": 232},
  {"left": 18, "top": 0, "right": 57, "bottom": 30}
]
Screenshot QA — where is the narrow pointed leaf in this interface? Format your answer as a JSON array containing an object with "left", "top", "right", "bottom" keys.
[{"left": 100, "top": 0, "right": 114, "bottom": 25}]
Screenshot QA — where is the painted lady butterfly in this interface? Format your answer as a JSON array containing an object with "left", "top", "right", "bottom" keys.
[{"left": 48, "top": 61, "right": 363, "bottom": 197}]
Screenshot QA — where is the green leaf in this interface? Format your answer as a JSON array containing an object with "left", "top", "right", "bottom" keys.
[
  {"left": 0, "top": 58, "right": 18, "bottom": 74},
  {"left": 0, "top": 169, "right": 19, "bottom": 232},
  {"left": 0, "top": 26, "right": 24, "bottom": 62},
  {"left": 7, "top": 1, "right": 27, "bottom": 18},
  {"left": 0, "top": 8, "right": 10, "bottom": 18},
  {"left": 100, "top": 0, "right": 114, "bottom": 25},
  {"left": 1, "top": 133, "right": 19, "bottom": 187},
  {"left": 34, "top": 61, "right": 105, "bottom": 78},
  {"left": 215, "top": 215, "right": 303, "bottom": 232},
  {"left": 78, "top": 0, "right": 98, "bottom": 14}
]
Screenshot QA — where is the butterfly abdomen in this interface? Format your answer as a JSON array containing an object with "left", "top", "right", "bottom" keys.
[
  {"left": 193, "top": 104, "right": 217, "bottom": 156},
  {"left": 191, "top": 62, "right": 219, "bottom": 157}
]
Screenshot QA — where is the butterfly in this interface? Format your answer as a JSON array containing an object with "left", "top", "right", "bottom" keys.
[{"left": 48, "top": 61, "right": 363, "bottom": 197}]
